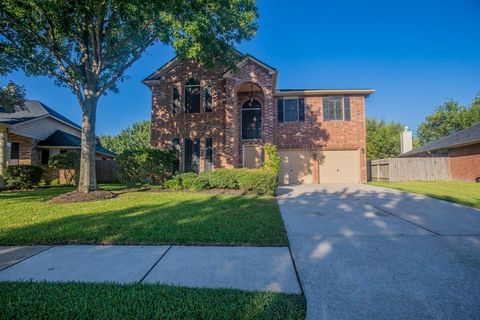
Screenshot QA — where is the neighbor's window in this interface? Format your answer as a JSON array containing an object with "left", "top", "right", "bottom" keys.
[
  {"left": 172, "top": 87, "right": 181, "bottom": 114},
  {"left": 204, "top": 138, "right": 213, "bottom": 172},
  {"left": 323, "top": 96, "right": 351, "bottom": 121},
  {"left": 185, "top": 79, "right": 200, "bottom": 113},
  {"left": 242, "top": 100, "right": 262, "bottom": 140},
  {"left": 41, "top": 149, "right": 50, "bottom": 165},
  {"left": 205, "top": 86, "right": 212, "bottom": 112},
  {"left": 10, "top": 142, "right": 19, "bottom": 160}
]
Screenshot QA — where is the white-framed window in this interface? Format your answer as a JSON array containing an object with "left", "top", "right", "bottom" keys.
[
  {"left": 323, "top": 96, "right": 351, "bottom": 121},
  {"left": 283, "top": 98, "right": 300, "bottom": 122}
]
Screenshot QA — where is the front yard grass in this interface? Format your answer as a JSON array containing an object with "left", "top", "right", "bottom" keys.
[
  {"left": 0, "top": 185, "right": 288, "bottom": 246},
  {"left": 0, "top": 282, "right": 306, "bottom": 320},
  {"left": 368, "top": 181, "right": 480, "bottom": 209}
]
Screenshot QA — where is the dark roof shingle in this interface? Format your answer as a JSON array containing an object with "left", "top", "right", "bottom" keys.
[
  {"left": 401, "top": 122, "right": 480, "bottom": 156},
  {"left": 38, "top": 130, "right": 116, "bottom": 157},
  {"left": 0, "top": 100, "right": 81, "bottom": 129}
]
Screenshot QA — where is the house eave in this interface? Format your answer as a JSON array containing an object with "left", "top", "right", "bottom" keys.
[{"left": 274, "top": 89, "right": 375, "bottom": 97}]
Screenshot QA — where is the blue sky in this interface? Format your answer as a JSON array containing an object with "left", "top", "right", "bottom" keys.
[{"left": 1, "top": 0, "right": 479, "bottom": 135}]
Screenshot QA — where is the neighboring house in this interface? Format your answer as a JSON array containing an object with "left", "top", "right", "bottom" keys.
[
  {"left": 400, "top": 122, "right": 480, "bottom": 181},
  {"left": 144, "top": 53, "right": 374, "bottom": 184},
  {"left": 0, "top": 100, "right": 115, "bottom": 181}
]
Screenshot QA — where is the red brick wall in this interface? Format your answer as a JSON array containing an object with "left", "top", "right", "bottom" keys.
[
  {"left": 149, "top": 58, "right": 367, "bottom": 182},
  {"left": 150, "top": 60, "right": 227, "bottom": 171},
  {"left": 273, "top": 95, "right": 367, "bottom": 182},
  {"left": 448, "top": 143, "right": 480, "bottom": 181}
]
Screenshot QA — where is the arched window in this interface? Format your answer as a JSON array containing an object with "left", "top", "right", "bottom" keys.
[
  {"left": 185, "top": 79, "right": 200, "bottom": 113},
  {"left": 242, "top": 100, "right": 262, "bottom": 140}
]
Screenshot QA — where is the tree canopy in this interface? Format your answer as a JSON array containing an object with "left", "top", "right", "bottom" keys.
[
  {"left": 0, "top": 81, "right": 26, "bottom": 113},
  {"left": 99, "top": 120, "right": 151, "bottom": 154},
  {"left": 417, "top": 95, "right": 480, "bottom": 145},
  {"left": 0, "top": 0, "right": 258, "bottom": 192},
  {"left": 366, "top": 118, "right": 405, "bottom": 160}
]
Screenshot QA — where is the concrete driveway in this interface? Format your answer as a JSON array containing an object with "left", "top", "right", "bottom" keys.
[{"left": 277, "top": 184, "right": 480, "bottom": 320}]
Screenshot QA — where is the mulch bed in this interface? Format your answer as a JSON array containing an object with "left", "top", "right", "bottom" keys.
[{"left": 48, "top": 190, "right": 117, "bottom": 204}]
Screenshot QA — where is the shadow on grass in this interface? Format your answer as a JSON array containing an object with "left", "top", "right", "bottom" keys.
[{"left": 0, "top": 190, "right": 288, "bottom": 246}]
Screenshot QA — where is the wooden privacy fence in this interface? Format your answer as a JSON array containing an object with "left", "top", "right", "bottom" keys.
[
  {"left": 96, "top": 160, "right": 117, "bottom": 183},
  {"left": 369, "top": 157, "right": 451, "bottom": 182}
]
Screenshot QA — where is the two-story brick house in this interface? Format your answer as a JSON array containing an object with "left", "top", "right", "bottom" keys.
[{"left": 144, "top": 53, "right": 374, "bottom": 184}]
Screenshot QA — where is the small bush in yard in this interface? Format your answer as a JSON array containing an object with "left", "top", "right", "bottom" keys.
[
  {"left": 190, "top": 173, "right": 211, "bottom": 191},
  {"left": 164, "top": 175, "right": 182, "bottom": 190},
  {"left": 236, "top": 169, "right": 277, "bottom": 196},
  {"left": 4, "top": 165, "right": 43, "bottom": 189},
  {"left": 48, "top": 152, "right": 80, "bottom": 185},
  {"left": 117, "top": 148, "right": 176, "bottom": 185},
  {"left": 208, "top": 169, "right": 239, "bottom": 189},
  {"left": 177, "top": 172, "right": 199, "bottom": 189},
  {"left": 50, "top": 178, "right": 60, "bottom": 186}
]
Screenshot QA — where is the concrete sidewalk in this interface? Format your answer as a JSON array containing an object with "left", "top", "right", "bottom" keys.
[{"left": 0, "top": 245, "right": 301, "bottom": 294}]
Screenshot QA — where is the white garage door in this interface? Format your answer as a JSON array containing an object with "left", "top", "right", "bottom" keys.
[
  {"left": 319, "top": 150, "right": 359, "bottom": 183},
  {"left": 279, "top": 150, "right": 314, "bottom": 185}
]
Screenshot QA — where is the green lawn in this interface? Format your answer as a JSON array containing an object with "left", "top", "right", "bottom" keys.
[
  {"left": 368, "top": 181, "right": 480, "bottom": 209},
  {"left": 0, "top": 186, "right": 288, "bottom": 246},
  {"left": 0, "top": 282, "right": 305, "bottom": 320}
]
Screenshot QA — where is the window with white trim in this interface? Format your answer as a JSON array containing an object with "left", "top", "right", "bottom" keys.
[{"left": 323, "top": 96, "right": 351, "bottom": 121}]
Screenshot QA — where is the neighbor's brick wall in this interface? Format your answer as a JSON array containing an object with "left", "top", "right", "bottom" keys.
[
  {"left": 448, "top": 143, "right": 480, "bottom": 181},
  {"left": 7, "top": 133, "right": 35, "bottom": 165}
]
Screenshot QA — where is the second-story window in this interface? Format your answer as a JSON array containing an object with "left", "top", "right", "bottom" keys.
[
  {"left": 323, "top": 96, "right": 351, "bottom": 121},
  {"left": 185, "top": 79, "right": 200, "bottom": 113},
  {"left": 277, "top": 98, "right": 305, "bottom": 123},
  {"left": 172, "top": 87, "right": 180, "bottom": 114},
  {"left": 205, "top": 86, "right": 212, "bottom": 112}
]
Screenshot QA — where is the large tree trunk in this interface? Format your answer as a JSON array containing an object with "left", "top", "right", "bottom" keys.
[{"left": 78, "top": 99, "right": 98, "bottom": 193}]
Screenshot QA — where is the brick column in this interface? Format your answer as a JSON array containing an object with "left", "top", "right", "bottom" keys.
[{"left": 0, "top": 128, "right": 7, "bottom": 188}]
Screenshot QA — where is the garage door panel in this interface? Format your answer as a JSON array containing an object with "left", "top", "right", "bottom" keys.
[
  {"left": 319, "top": 150, "right": 359, "bottom": 183},
  {"left": 279, "top": 151, "right": 313, "bottom": 185}
]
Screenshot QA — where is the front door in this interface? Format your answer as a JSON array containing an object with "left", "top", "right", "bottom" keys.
[{"left": 243, "top": 145, "right": 262, "bottom": 168}]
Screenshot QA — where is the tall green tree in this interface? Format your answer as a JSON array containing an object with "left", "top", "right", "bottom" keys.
[
  {"left": 366, "top": 118, "right": 405, "bottom": 160},
  {"left": 99, "top": 120, "right": 151, "bottom": 154},
  {"left": 0, "top": 0, "right": 258, "bottom": 192},
  {"left": 417, "top": 96, "right": 480, "bottom": 145},
  {"left": 0, "top": 81, "right": 26, "bottom": 112}
]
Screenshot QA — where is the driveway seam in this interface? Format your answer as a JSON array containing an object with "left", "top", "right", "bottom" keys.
[
  {"left": 138, "top": 245, "right": 173, "bottom": 283},
  {"left": 287, "top": 243, "right": 305, "bottom": 296},
  {"left": 349, "top": 195, "right": 441, "bottom": 236},
  {"left": 0, "top": 246, "right": 54, "bottom": 272}
]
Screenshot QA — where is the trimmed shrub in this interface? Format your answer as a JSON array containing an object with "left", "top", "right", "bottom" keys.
[
  {"left": 190, "top": 173, "right": 211, "bottom": 191},
  {"left": 177, "top": 172, "right": 198, "bottom": 190},
  {"left": 4, "top": 165, "right": 43, "bottom": 189},
  {"left": 163, "top": 169, "right": 276, "bottom": 196},
  {"left": 236, "top": 169, "right": 277, "bottom": 196},
  {"left": 164, "top": 175, "right": 182, "bottom": 190},
  {"left": 116, "top": 148, "right": 176, "bottom": 185},
  {"left": 50, "top": 178, "right": 60, "bottom": 186},
  {"left": 262, "top": 143, "right": 281, "bottom": 173},
  {"left": 48, "top": 152, "right": 80, "bottom": 185},
  {"left": 38, "top": 179, "right": 48, "bottom": 187},
  {"left": 208, "top": 169, "right": 239, "bottom": 189}
]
